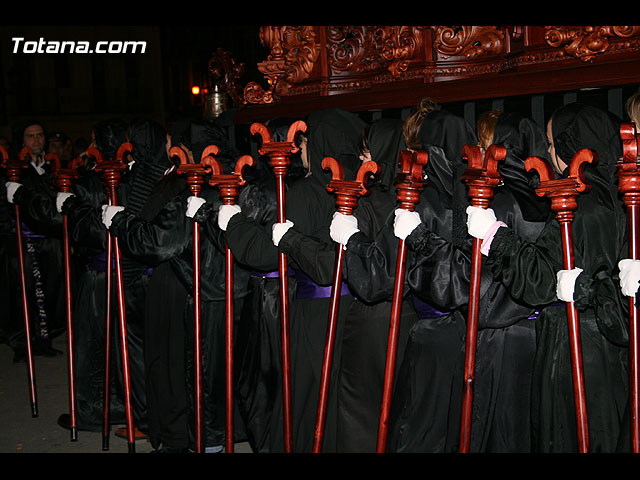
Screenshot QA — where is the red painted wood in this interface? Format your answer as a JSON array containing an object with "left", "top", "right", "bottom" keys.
[
  {"left": 458, "top": 144, "right": 505, "bottom": 453},
  {"left": 376, "top": 150, "right": 428, "bottom": 453},
  {"left": 1, "top": 146, "right": 38, "bottom": 418},
  {"left": 48, "top": 152, "right": 80, "bottom": 442},
  {"left": 250, "top": 121, "right": 307, "bottom": 452},
  {"left": 206, "top": 150, "right": 256, "bottom": 454},
  {"left": 312, "top": 158, "right": 380, "bottom": 453},
  {"left": 617, "top": 123, "right": 640, "bottom": 452},
  {"left": 525, "top": 148, "right": 596, "bottom": 453},
  {"left": 93, "top": 143, "right": 137, "bottom": 453}
]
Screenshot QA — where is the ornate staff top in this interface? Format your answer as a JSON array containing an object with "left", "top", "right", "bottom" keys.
[
  {"left": 617, "top": 123, "right": 640, "bottom": 201},
  {"left": 173, "top": 145, "right": 215, "bottom": 197},
  {"left": 46, "top": 152, "right": 81, "bottom": 193},
  {"left": 250, "top": 120, "right": 307, "bottom": 174},
  {"left": 91, "top": 142, "right": 132, "bottom": 191},
  {"left": 461, "top": 144, "right": 506, "bottom": 209},
  {"left": 322, "top": 157, "right": 380, "bottom": 214},
  {"left": 525, "top": 148, "right": 595, "bottom": 220},
  {"left": 394, "top": 149, "right": 429, "bottom": 211},
  {"left": 1, "top": 146, "right": 30, "bottom": 182},
  {"left": 206, "top": 151, "right": 256, "bottom": 205}
]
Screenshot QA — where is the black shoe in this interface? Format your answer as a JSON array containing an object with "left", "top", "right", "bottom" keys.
[{"left": 57, "top": 413, "right": 103, "bottom": 433}]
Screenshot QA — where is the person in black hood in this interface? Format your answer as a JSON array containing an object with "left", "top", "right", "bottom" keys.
[
  {"left": 327, "top": 117, "right": 420, "bottom": 452},
  {"left": 56, "top": 118, "right": 130, "bottom": 432},
  {"left": 387, "top": 109, "right": 552, "bottom": 452},
  {"left": 331, "top": 103, "right": 481, "bottom": 452},
  {"left": 99, "top": 118, "right": 173, "bottom": 440},
  {"left": 105, "top": 119, "right": 249, "bottom": 452},
  {"left": 466, "top": 102, "right": 629, "bottom": 452},
  {"left": 188, "top": 108, "right": 367, "bottom": 452}
]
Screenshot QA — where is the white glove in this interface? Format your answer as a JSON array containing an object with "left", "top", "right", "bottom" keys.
[
  {"left": 466, "top": 206, "right": 498, "bottom": 240},
  {"left": 329, "top": 212, "right": 359, "bottom": 247},
  {"left": 619, "top": 259, "right": 640, "bottom": 297},
  {"left": 101, "top": 205, "right": 125, "bottom": 229},
  {"left": 5, "top": 181, "right": 22, "bottom": 204},
  {"left": 217, "top": 204, "right": 241, "bottom": 231},
  {"left": 272, "top": 220, "right": 294, "bottom": 247},
  {"left": 56, "top": 192, "right": 75, "bottom": 213},
  {"left": 186, "top": 196, "right": 206, "bottom": 218},
  {"left": 394, "top": 208, "right": 421, "bottom": 240},
  {"left": 556, "top": 267, "right": 584, "bottom": 302}
]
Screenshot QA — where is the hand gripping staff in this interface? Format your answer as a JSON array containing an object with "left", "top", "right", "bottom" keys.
[
  {"left": 525, "top": 149, "right": 596, "bottom": 454},
  {"left": 312, "top": 157, "right": 380, "bottom": 453},
  {"left": 47, "top": 152, "right": 81, "bottom": 441},
  {"left": 250, "top": 120, "right": 307, "bottom": 452},
  {"left": 617, "top": 123, "right": 640, "bottom": 452},
  {"left": 376, "top": 149, "right": 428, "bottom": 453},
  {"left": 206, "top": 151, "right": 256, "bottom": 454},
  {"left": 92, "top": 143, "right": 137, "bottom": 453},
  {"left": 1, "top": 145, "right": 38, "bottom": 417},
  {"left": 458, "top": 144, "right": 506, "bottom": 453},
  {"left": 173, "top": 145, "right": 212, "bottom": 453}
]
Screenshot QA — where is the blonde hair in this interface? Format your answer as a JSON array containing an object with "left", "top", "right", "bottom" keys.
[
  {"left": 626, "top": 91, "right": 640, "bottom": 129},
  {"left": 476, "top": 110, "right": 503, "bottom": 150},
  {"left": 403, "top": 97, "right": 438, "bottom": 150}
]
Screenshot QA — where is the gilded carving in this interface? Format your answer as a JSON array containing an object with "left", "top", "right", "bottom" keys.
[
  {"left": 545, "top": 26, "right": 640, "bottom": 61},
  {"left": 432, "top": 26, "right": 505, "bottom": 59}
]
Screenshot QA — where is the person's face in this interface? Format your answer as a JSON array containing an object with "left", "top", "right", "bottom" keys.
[
  {"left": 359, "top": 149, "right": 372, "bottom": 163},
  {"left": 300, "top": 135, "right": 309, "bottom": 170},
  {"left": 23, "top": 124, "right": 45, "bottom": 156},
  {"left": 49, "top": 139, "right": 64, "bottom": 157},
  {"left": 546, "top": 118, "right": 567, "bottom": 175}
]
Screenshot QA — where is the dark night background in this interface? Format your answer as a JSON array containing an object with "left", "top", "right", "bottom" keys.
[{"left": 0, "top": 24, "right": 265, "bottom": 146}]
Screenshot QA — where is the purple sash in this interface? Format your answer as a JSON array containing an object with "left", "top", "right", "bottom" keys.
[
  {"left": 412, "top": 296, "right": 449, "bottom": 319},
  {"left": 294, "top": 269, "right": 351, "bottom": 299}
]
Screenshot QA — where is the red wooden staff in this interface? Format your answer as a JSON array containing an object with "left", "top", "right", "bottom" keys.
[
  {"left": 1, "top": 145, "right": 38, "bottom": 417},
  {"left": 174, "top": 145, "right": 210, "bottom": 453},
  {"left": 206, "top": 151, "right": 256, "bottom": 454},
  {"left": 46, "top": 152, "right": 81, "bottom": 441},
  {"left": 525, "top": 149, "right": 595, "bottom": 454},
  {"left": 92, "top": 142, "right": 137, "bottom": 453},
  {"left": 376, "top": 149, "right": 428, "bottom": 453},
  {"left": 617, "top": 123, "right": 640, "bottom": 452},
  {"left": 87, "top": 147, "right": 115, "bottom": 450},
  {"left": 459, "top": 143, "right": 506, "bottom": 453},
  {"left": 312, "top": 157, "right": 380, "bottom": 453},
  {"left": 250, "top": 120, "right": 307, "bottom": 453}
]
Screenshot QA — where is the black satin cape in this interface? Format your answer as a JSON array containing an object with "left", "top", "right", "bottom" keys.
[{"left": 486, "top": 103, "right": 629, "bottom": 452}]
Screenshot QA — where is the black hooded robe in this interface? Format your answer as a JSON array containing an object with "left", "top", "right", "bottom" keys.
[{"left": 484, "top": 103, "right": 629, "bottom": 452}]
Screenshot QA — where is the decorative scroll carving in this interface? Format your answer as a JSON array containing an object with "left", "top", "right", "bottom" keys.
[
  {"left": 373, "top": 26, "right": 425, "bottom": 77},
  {"left": 208, "top": 48, "right": 246, "bottom": 108},
  {"left": 327, "top": 26, "right": 424, "bottom": 78},
  {"left": 240, "top": 26, "right": 640, "bottom": 108},
  {"left": 432, "top": 26, "right": 505, "bottom": 59},
  {"left": 245, "top": 26, "right": 320, "bottom": 104},
  {"left": 545, "top": 26, "right": 640, "bottom": 61},
  {"left": 327, "top": 26, "right": 381, "bottom": 73}
]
